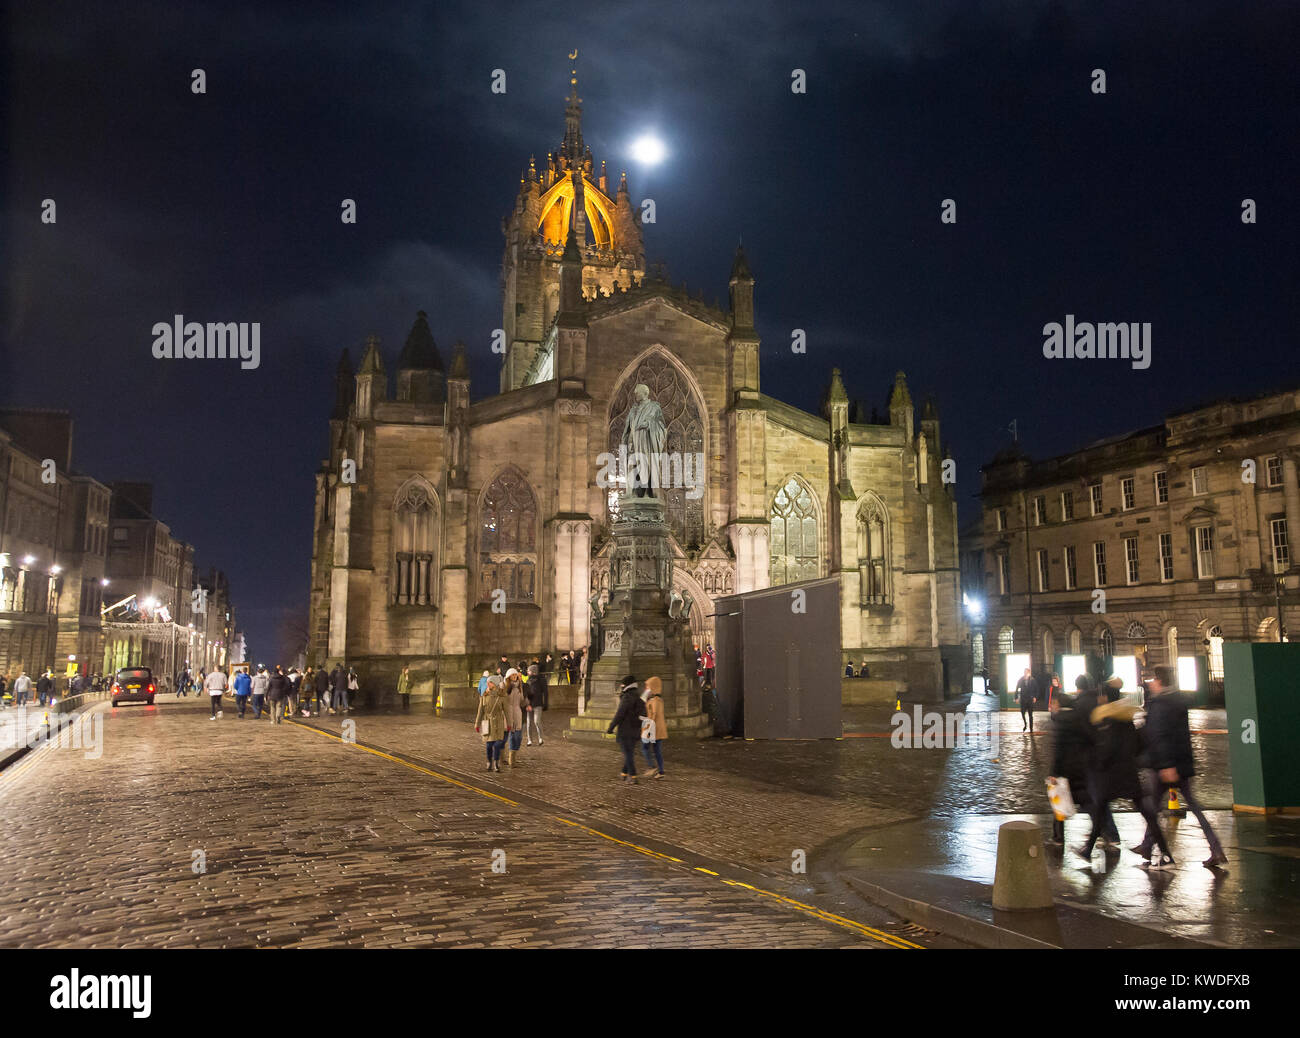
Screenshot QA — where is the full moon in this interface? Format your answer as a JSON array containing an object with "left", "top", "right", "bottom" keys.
[{"left": 630, "top": 134, "right": 667, "bottom": 165}]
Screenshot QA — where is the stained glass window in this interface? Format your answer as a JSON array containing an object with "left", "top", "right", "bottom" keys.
[
  {"left": 770, "top": 477, "right": 819, "bottom": 585},
  {"left": 479, "top": 469, "right": 538, "bottom": 602}
]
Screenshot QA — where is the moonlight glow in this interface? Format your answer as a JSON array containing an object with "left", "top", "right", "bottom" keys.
[{"left": 630, "top": 134, "right": 667, "bottom": 165}]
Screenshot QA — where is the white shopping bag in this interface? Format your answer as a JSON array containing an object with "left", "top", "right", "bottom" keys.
[
  {"left": 1046, "top": 776, "right": 1077, "bottom": 820},
  {"left": 641, "top": 717, "right": 657, "bottom": 743}
]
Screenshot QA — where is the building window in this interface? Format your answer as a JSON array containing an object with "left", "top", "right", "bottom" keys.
[
  {"left": 478, "top": 468, "right": 538, "bottom": 603},
  {"left": 1124, "top": 536, "right": 1139, "bottom": 585},
  {"left": 1121, "top": 477, "right": 1135, "bottom": 511},
  {"left": 771, "top": 477, "right": 820, "bottom": 587},
  {"left": 1033, "top": 496, "right": 1046, "bottom": 526},
  {"left": 112, "top": 527, "right": 128, "bottom": 543},
  {"left": 1036, "top": 549, "right": 1050, "bottom": 592},
  {"left": 1060, "top": 490, "right": 1074, "bottom": 521},
  {"left": 1154, "top": 470, "right": 1168, "bottom": 504},
  {"left": 996, "top": 508, "right": 1007, "bottom": 532},
  {"left": 997, "top": 625, "right": 1014, "bottom": 656},
  {"left": 1194, "top": 525, "right": 1215, "bottom": 579},
  {"left": 1069, "top": 627, "right": 1082, "bottom": 654},
  {"left": 1092, "top": 541, "right": 1107, "bottom": 586},
  {"left": 1159, "top": 532, "right": 1174, "bottom": 582},
  {"left": 1166, "top": 625, "right": 1178, "bottom": 664},
  {"left": 854, "top": 494, "right": 890, "bottom": 604},
  {"left": 1271, "top": 517, "right": 1290, "bottom": 573},
  {"left": 1089, "top": 482, "right": 1103, "bottom": 516},
  {"left": 392, "top": 480, "right": 438, "bottom": 606},
  {"left": 1192, "top": 466, "right": 1208, "bottom": 495},
  {"left": 997, "top": 553, "right": 1010, "bottom": 595},
  {"left": 1064, "top": 545, "right": 1077, "bottom": 590},
  {"left": 1099, "top": 626, "right": 1114, "bottom": 659},
  {"left": 1266, "top": 456, "right": 1282, "bottom": 488}
]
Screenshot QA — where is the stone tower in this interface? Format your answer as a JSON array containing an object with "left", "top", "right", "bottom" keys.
[{"left": 499, "top": 53, "right": 645, "bottom": 391}]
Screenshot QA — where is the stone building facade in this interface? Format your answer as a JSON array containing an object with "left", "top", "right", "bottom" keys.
[
  {"left": 307, "top": 69, "right": 965, "bottom": 703},
  {"left": 966, "top": 387, "right": 1300, "bottom": 693}
]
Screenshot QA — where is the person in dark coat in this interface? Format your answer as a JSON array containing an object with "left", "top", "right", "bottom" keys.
[
  {"left": 329, "top": 662, "right": 347, "bottom": 713},
  {"left": 606, "top": 675, "right": 647, "bottom": 784},
  {"left": 1138, "top": 665, "right": 1226, "bottom": 868},
  {"left": 1048, "top": 686, "right": 1090, "bottom": 843},
  {"left": 1015, "top": 668, "right": 1039, "bottom": 731},
  {"left": 313, "top": 665, "right": 330, "bottom": 715},
  {"left": 525, "top": 663, "right": 547, "bottom": 746},
  {"left": 267, "top": 666, "right": 290, "bottom": 726}
]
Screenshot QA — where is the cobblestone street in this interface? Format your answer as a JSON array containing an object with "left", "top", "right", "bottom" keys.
[{"left": 0, "top": 695, "right": 962, "bottom": 949}]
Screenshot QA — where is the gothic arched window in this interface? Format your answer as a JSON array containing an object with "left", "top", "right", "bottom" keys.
[
  {"left": 856, "top": 493, "right": 892, "bottom": 605},
  {"left": 607, "top": 352, "right": 705, "bottom": 548},
  {"left": 393, "top": 480, "right": 438, "bottom": 606},
  {"left": 479, "top": 469, "right": 538, "bottom": 603},
  {"left": 998, "top": 625, "right": 1015, "bottom": 656},
  {"left": 770, "top": 477, "right": 819, "bottom": 585}
]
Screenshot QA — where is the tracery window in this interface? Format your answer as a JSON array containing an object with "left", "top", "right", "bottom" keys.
[
  {"left": 607, "top": 353, "right": 705, "bottom": 548},
  {"left": 393, "top": 481, "right": 438, "bottom": 606},
  {"left": 856, "top": 493, "right": 892, "bottom": 605},
  {"left": 479, "top": 469, "right": 538, "bottom": 603},
  {"left": 770, "top": 477, "right": 819, "bottom": 585}
]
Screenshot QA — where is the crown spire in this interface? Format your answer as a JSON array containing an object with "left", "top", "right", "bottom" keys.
[{"left": 562, "top": 49, "right": 583, "bottom": 165}]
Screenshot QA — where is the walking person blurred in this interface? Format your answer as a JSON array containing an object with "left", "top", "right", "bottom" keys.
[
  {"left": 204, "top": 667, "right": 227, "bottom": 719},
  {"left": 287, "top": 667, "right": 303, "bottom": 717},
  {"left": 232, "top": 667, "right": 252, "bottom": 718},
  {"left": 525, "top": 663, "right": 547, "bottom": 745},
  {"left": 37, "top": 669, "right": 53, "bottom": 707},
  {"left": 397, "top": 664, "right": 412, "bottom": 712},
  {"left": 312, "top": 664, "right": 329, "bottom": 715},
  {"left": 1015, "top": 668, "right": 1039, "bottom": 731},
  {"left": 477, "top": 670, "right": 490, "bottom": 696},
  {"left": 251, "top": 665, "right": 269, "bottom": 719},
  {"left": 267, "top": 665, "right": 289, "bottom": 725},
  {"left": 12, "top": 670, "right": 31, "bottom": 708},
  {"left": 502, "top": 668, "right": 525, "bottom": 767},
  {"left": 641, "top": 676, "right": 666, "bottom": 778},
  {"left": 347, "top": 666, "right": 361, "bottom": 710},
  {"left": 475, "top": 674, "right": 507, "bottom": 772},
  {"left": 330, "top": 662, "right": 347, "bottom": 713},
  {"left": 607, "top": 676, "right": 647, "bottom": 784},
  {"left": 1138, "top": 665, "right": 1226, "bottom": 869}
]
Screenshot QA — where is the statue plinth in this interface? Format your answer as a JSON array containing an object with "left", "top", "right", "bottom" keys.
[{"left": 570, "top": 493, "right": 711, "bottom": 739}]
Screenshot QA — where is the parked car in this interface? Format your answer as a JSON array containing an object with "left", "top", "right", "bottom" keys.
[{"left": 111, "top": 667, "right": 156, "bottom": 707}]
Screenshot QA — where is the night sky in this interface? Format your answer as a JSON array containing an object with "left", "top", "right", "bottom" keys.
[{"left": 4, "top": 1, "right": 1298, "bottom": 660}]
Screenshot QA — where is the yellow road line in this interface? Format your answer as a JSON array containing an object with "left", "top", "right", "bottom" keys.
[
  {"left": 290, "top": 720, "right": 518, "bottom": 806},
  {"left": 291, "top": 719, "right": 920, "bottom": 949}
]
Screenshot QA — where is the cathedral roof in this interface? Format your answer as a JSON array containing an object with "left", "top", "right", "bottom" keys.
[{"left": 398, "top": 310, "right": 443, "bottom": 371}]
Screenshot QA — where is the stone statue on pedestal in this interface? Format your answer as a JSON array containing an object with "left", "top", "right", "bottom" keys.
[{"left": 621, "top": 383, "right": 667, "bottom": 498}]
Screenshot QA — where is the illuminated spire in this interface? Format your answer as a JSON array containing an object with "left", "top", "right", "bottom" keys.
[{"left": 562, "top": 48, "right": 583, "bottom": 165}]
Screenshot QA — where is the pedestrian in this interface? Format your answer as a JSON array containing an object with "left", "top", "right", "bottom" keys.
[
  {"left": 502, "top": 668, "right": 525, "bottom": 767},
  {"left": 251, "top": 665, "right": 269, "bottom": 719},
  {"left": 37, "top": 669, "right": 53, "bottom": 706},
  {"left": 0, "top": 673, "right": 8, "bottom": 708},
  {"left": 525, "top": 663, "right": 547, "bottom": 746},
  {"left": 310, "top": 664, "right": 327, "bottom": 715},
  {"left": 1138, "top": 665, "right": 1226, "bottom": 869},
  {"left": 497, "top": 655, "right": 509, "bottom": 678},
  {"left": 607, "top": 675, "right": 647, "bottom": 783},
  {"left": 543, "top": 652, "right": 554, "bottom": 675},
  {"left": 397, "top": 664, "right": 412, "bottom": 711},
  {"left": 1047, "top": 671, "right": 1063, "bottom": 711},
  {"left": 347, "top": 666, "right": 360, "bottom": 710},
  {"left": 12, "top": 670, "right": 32, "bottom": 708},
  {"left": 301, "top": 667, "right": 314, "bottom": 716},
  {"left": 1015, "top": 668, "right": 1038, "bottom": 732},
  {"left": 204, "top": 667, "right": 227, "bottom": 719},
  {"left": 703, "top": 644, "right": 716, "bottom": 687},
  {"left": 287, "top": 667, "right": 303, "bottom": 717},
  {"left": 844, "top": 661, "right": 854, "bottom": 678},
  {"left": 1048, "top": 679, "right": 1092, "bottom": 845},
  {"left": 477, "top": 670, "right": 490, "bottom": 696},
  {"left": 475, "top": 674, "right": 507, "bottom": 772},
  {"left": 267, "top": 665, "right": 289, "bottom": 725},
  {"left": 330, "top": 662, "right": 347, "bottom": 713},
  {"left": 232, "top": 667, "right": 252, "bottom": 717},
  {"left": 641, "top": 675, "right": 666, "bottom": 778}
]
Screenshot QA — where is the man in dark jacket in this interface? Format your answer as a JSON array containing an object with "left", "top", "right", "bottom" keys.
[
  {"left": 330, "top": 662, "right": 347, "bottom": 713},
  {"left": 1015, "top": 668, "right": 1039, "bottom": 731},
  {"left": 606, "top": 675, "right": 647, "bottom": 784},
  {"left": 525, "top": 663, "right": 547, "bottom": 746},
  {"left": 1138, "top": 665, "right": 1226, "bottom": 868},
  {"left": 36, "top": 671, "right": 53, "bottom": 706},
  {"left": 267, "top": 666, "right": 290, "bottom": 725},
  {"left": 313, "top": 665, "right": 330, "bottom": 715}
]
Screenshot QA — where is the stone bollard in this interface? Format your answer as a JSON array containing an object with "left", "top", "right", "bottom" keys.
[{"left": 992, "top": 820, "right": 1054, "bottom": 911}]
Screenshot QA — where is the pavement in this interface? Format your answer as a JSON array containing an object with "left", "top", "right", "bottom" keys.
[{"left": 0, "top": 689, "right": 1293, "bottom": 948}]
